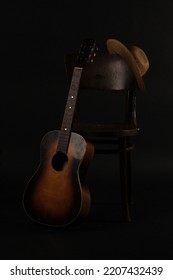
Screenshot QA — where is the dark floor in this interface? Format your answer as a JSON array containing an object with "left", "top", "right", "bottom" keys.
[{"left": 1, "top": 145, "right": 173, "bottom": 260}]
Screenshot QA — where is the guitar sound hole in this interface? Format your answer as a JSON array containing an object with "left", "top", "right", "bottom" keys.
[{"left": 51, "top": 152, "right": 68, "bottom": 171}]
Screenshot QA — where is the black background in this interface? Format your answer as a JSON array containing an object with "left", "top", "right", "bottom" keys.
[{"left": 1, "top": 0, "right": 173, "bottom": 259}]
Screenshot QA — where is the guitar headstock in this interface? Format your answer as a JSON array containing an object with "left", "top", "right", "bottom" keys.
[{"left": 76, "top": 38, "right": 97, "bottom": 68}]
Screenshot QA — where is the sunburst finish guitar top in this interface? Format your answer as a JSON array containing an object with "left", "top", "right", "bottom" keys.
[{"left": 23, "top": 131, "right": 94, "bottom": 226}]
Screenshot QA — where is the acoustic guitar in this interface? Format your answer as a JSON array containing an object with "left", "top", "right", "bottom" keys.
[{"left": 23, "top": 39, "right": 97, "bottom": 227}]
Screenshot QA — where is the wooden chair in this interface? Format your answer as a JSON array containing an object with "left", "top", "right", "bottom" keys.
[{"left": 64, "top": 53, "right": 139, "bottom": 222}]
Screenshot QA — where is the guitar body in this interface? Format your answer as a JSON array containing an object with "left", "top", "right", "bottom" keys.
[{"left": 23, "top": 131, "right": 94, "bottom": 227}]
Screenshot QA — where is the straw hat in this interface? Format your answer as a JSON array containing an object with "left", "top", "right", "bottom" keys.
[{"left": 106, "top": 38, "right": 149, "bottom": 92}]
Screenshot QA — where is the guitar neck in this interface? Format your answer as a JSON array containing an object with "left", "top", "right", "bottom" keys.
[{"left": 57, "top": 67, "right": 83, "bottom": 153}]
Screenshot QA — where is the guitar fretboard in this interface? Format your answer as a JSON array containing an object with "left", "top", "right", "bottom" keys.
[{"left": 57, "top": 67, "right": 83, "bottom": 153}]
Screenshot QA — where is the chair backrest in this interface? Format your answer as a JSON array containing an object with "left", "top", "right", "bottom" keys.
[
  {"left": 65, "top": 53, "right": 136, "bottom": 90},
  {"left": 64, "top": 53, "right": 138, "bottom": 127}
]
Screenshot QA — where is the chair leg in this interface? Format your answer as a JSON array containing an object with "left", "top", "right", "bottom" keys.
[{"left": 119, "top": 137, "right": 132, "bottom": 222}]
